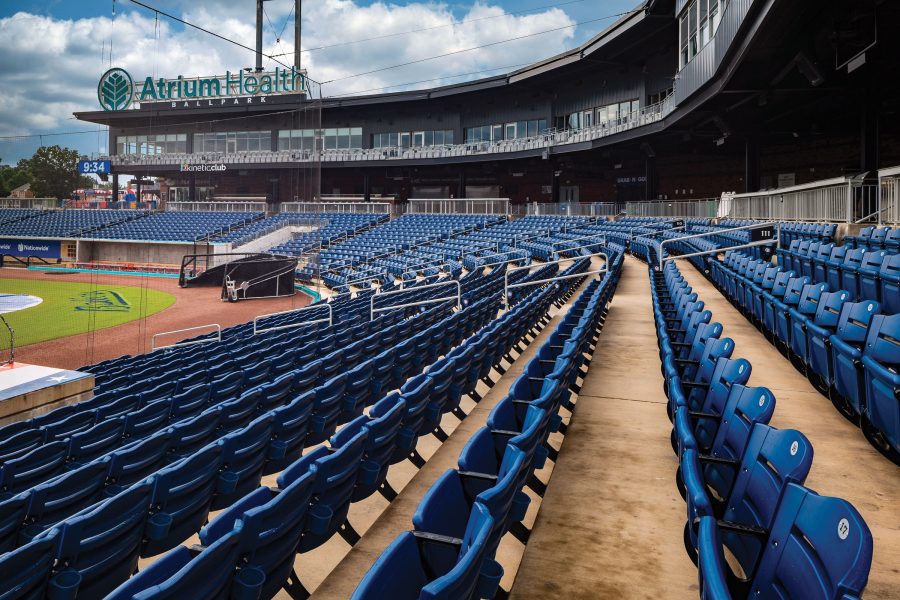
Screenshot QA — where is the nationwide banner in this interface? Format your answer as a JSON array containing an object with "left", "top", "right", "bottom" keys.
[{"left": 0, "top": 239, "right": 61, "bottom": 259}]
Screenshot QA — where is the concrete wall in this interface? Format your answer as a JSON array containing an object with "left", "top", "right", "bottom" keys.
[{"left": 77, "top": 240, "right": 210, "bottom": 265}]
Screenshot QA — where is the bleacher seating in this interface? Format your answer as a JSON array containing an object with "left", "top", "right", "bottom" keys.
[
  {"left": 87, "top": 211, "right": 262, "bottom": 242},
  {"left": 0, "top": 208, "right": 146, "bottom": 238},
  {"left": 628, "top": 231, "right": 875, "bottom": 599}
]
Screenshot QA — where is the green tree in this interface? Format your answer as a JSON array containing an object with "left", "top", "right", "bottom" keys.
[
  {"left": 0, "top": 158, "right": 33, "bottom": 198},
  {"left": 22, "top": 145, "right": 84, "bottom": 200}
]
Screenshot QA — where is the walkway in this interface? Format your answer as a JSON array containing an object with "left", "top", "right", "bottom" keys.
[
  {"left": 676, "top": 261, "right": 900, "bottom": 599},
  {"left": 510, "top": 255, "right": 698, "bottom": 599}
]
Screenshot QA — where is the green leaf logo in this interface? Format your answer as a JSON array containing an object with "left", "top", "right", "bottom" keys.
[{"left": 98, "top": 68, "right": 134, "bottom": 112}]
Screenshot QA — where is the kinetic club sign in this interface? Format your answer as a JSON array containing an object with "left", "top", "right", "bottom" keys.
[{"left": 98, "top": 66, "right": 307, "bottom": 112}]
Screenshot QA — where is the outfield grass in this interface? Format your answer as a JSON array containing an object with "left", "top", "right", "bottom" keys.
[{"left": 0, "top": 278, "right": 176, "bottom": 346}]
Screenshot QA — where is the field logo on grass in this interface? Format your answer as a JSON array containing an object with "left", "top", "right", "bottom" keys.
[{"left": 72, "top": 290, "right": 131, "bottom": 312}]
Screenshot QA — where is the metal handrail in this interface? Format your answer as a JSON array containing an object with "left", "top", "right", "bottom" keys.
[
  {"left": 253, "top": 304, "right": 333, "bottom": 335},
  {"left": 550, "top": 233, "right": 607, "bottom": 250},
  {"left": 503, "top": 251, "right": 608, "bottom": 308},
  {"left": 0, "top": 316, "right": 14, "bottom": 365},
  {"left": 635, "top": 224, "right": 689, "bottom": 239},
  {"left": 657, "top": 222, "right": 781, "bottom": 271},
  {"left": 152, "top": 323, "right": 221, "bottom": 351},
  {"left": 370, "top": 279, "right": 461, "bottom": 320},
  {"left": 551, "top": 238, "right": 608, "bottom": 258}
]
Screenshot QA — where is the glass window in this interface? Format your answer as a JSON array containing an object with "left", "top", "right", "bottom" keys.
[
  {"left": 400, "top": 132, "right": 410, "bottom": 148},
  {"left": 350, "top": 128, "right": 362, "bottom": 149},
  {"left": 517, "top": 121, "right": 527, "bottom": 138},
  {"left": 424, "top": 131, "right": 434, "bottom": 146},
  {"left": 445, "top": 130, "right": 454, "bottom": 145},
  {"left": 505, "top": 123, "right": 516, "bottom": 140}
]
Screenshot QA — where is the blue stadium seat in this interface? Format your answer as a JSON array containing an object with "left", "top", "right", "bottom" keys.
[
  {"left": 697, "top": 483, "right": 872, "bottom": 600},
  {"left": 830, "top": 300, "right": 881, "bottom": 423},
  {"left": 351, "top": 503, "right": 497, "bottom": 600},
  {"left": 860, "top": 314, "right": 900, "bottom": 464}
]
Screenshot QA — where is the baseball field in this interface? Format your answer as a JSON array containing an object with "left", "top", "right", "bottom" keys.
[{"left": 0, "top": 277, "right": 177, "bottom": 347}]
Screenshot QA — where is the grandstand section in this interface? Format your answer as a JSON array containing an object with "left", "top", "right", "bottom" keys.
[{"left": 0, "top": 0, "right": 898, "bottom": 597}]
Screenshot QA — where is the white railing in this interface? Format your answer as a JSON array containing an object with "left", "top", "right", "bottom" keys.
[
  {"left": 0, "top": 198, "right": 59, "bottom": 209},
  {"left": 103, "top": 97, "right": 677, "bottom": 169},
  {"left": 877, "top": 165, "right": 900, "bottom": 225},
  {"left": 253, "top": 304, "right": 332, "bottom": 335},
  {"left": 167, "top": 201, "right": 267, "bottom": 213},
  {"left": 526, "top": 202, "right": 619, "bottom": 217},
  {"left": 721, "top": 176, "right": 879, "bottom": 223},
  {"left": 406, "top": 198, "right": 509, "bottom": 215},
  {"left": 280, "top": 202, "right": 392, "bottom": 214},
  {"left": 503, "top": 251, "right": 608, "bottom": 308},
  {"left": 369, "top": 279, "right": 461, "bottom": 320},
  {"left": 152, "top": 323, "right": 221, "bottom": 350},
  {"left": 657, "top": 222, "right": 780, "bottom": 271},
  {"left": 626, "top": 199, "right": 719, "bottom": 218}
]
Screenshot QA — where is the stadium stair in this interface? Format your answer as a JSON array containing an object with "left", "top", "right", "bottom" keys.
[{"left": 508, "top": 254, "right": 699, "bottom": 598}]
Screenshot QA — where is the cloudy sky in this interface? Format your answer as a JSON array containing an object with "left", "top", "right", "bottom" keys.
[{"left": 0, "top": 0, "right": 639, "bottom": 163}]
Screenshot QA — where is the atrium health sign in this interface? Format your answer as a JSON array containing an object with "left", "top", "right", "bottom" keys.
[
  {"left": 0, "top": 239, "right": 61, "bottom": 259},
  {"left": 98, "top": 66, "right": 307, "bottom": 111}
]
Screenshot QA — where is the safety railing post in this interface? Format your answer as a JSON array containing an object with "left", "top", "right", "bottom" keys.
[
  {"left": 503, "top": 251, "right": 608, "bottom": 308},
  {"left": 369, "top": 279, "right": 461, "bottom": 320}
]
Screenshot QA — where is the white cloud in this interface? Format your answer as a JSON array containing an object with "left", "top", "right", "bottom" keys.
[{"left": 0, "top": 1, "right": 576, "bottom": 154}]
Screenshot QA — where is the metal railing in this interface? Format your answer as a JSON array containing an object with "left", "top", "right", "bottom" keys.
[
  {"left": 406, "top": 198, "right": 509, "bottom": 215},
  {"left": 657, "top": 222, "right": 780, "bottom": 271},
  {"left": 167, "top": 201, "right": 267, "bottom": 213},
  {"left": 877, "top": 166, "right": 900, "bottom": 225},
  {"left": 526, "top": 202, "right": 619, "bottom": 217},
  {"left": 253, "top": 304, "right": 333, "bottom": 335},
  {"left": 0, "top": 198, "right": 58, "bottom": 209},
  {"left": 720, "top": 176, "right": 879, "bottom": 223},
  {"left": 280, "top": 202, "right": 392, "bottom": 214},
  {"left": 503, "top": 251, "right": 608, "bottom": 308},
  {"left": 0, "top": 316, "right": 14, "bottom": 365},
  {"left": 626, "top": 199, "right": 719, "bottom": 218},
  {"left": 152, "top": 323, "right": 221, "bottom": 351},
  {"left": 370, "top": 279, "right": 461, "bottom": 320}
]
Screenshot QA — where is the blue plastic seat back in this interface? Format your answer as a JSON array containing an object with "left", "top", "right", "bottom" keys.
[
  {"left": 834, "top": 300, "right": 881, "bottom": 345},
  {"left": 131, "top": 529, "right": 247, "bottom": 600},
  {"left": 169, "top": 385, "right": 210, "bottom": 421},
  {"left": 420, "top": 503, "right": 494, "bottom": 600},
  {"left": 67, "top": 417, "right": 126, "bottom": 465},
  {"left": 0, "top": 441, "right": 69, "bottom": 495},
  {"left": 168, "top": 410, "right": 221, "bottom": 459},
  {"left": 812, "top": 291, "right": 850, "bottom": 329},
  {"left": 767, "top": 270, "right": 796, "bottom": 299},
  {"left": 782, "top": 276, "right": 811, "bottom": 306},
  {"left": 265, "top": 390, "right": 315, "bottom": 475},
  {"left": 200, "top": 471, "right": 317, "bottom": 599},
  {"left": 752, "top": 484, "right": 873, "bottom": 599},
  {"left": 794, "top": 283, "right": 829, "bottom": 316},
  {"left": 708, "top": 385, "right": 777, "bottom": 473},
  {"left": 124, "top": 400, "right": 172, "bottom": 439},
  {"left": 277, "top": 425, "right": 368, "bottom": 552},
  {"left": 46, "top": 480, "right": 154, "bottom": 598},
  {"left": 106, "top": 431, "right": 173, "bottom": 494},
  {"left": 212, "top": 415, "right": 274, "bottom": 510},
  {"left": 862, "top": 314, "right": 900, "bottom": 449},
  {"left": 721, "top": 426, "right": 814, "bottom": 572},
  {"left": 144, "top": 443, "right": 222, "bottom": 557},
  {"left": 24, "top": 461, "right": 110, "bottom": 542},
  {"left": 0, "top": 536, "right": 57, "bottom": 599},
  {"left": 0, "top": 429, "right": 46, "bottom": 467}
]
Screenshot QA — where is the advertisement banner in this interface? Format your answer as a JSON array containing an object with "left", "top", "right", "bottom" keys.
[{"left": 0, "top": 239, "right": 62, "bottom": 259}]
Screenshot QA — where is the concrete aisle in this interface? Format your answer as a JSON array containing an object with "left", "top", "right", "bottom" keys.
[
  {"left": 510, "top": 255, "right": 698, "bottom": 600},
  {"left": 675, "top": 262, "right": 900, "bottom": 598}
]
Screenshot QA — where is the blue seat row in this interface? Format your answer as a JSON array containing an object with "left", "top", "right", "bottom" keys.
[
  {"left": 844, "top": 225, "right": 900, "bottom": 251},
  {"left": 95, "top": 254, "right": 600, "bottom": 599},
  {"left": 778, "top": 240, "right": 898, "bottom": 310},
  {"left": 352, "top": 248, "right": 624, "bottom": 600},
  {"left": 633, "top": 240, "right": 875, "bottom": 600},
  {"left": 709, "top": 250, "right": 899, "bottom": 465}
]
